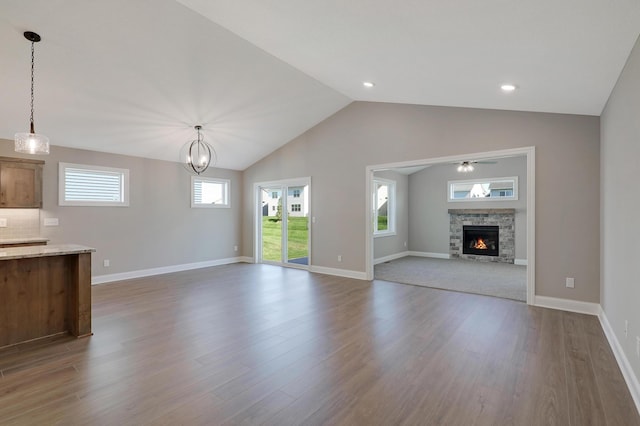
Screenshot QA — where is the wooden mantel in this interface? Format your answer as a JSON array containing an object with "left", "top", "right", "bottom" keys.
[{"left": 0, "top": 244, "right": 95, "bottom": 347}]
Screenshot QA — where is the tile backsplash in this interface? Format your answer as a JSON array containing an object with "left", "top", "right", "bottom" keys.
[{"left": 0, "top": 209, "right": 40, "bottom": 239}]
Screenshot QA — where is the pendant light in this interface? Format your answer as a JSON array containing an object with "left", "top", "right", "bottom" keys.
[
  {"left": 180, "top": 125, "right": 216, "bottom": 175},
  {"left": 15, "top": 31, "right": 50, "bottom": 155}
]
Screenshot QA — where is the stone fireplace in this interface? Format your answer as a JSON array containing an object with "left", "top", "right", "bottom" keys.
[{"left": 449, "top": 209, "right": 515, "bottom": 263}]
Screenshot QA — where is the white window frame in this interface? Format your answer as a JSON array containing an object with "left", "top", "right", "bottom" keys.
[
  {"left": 373, "top": 177, "right": 396, "bottom": 237},
  {"left": 191, "top": 176, "right": 230, "bottom": 208},
  {"left": 448, "top": 176, "right": 518, "bottom": 202},
  {"left": 59, "top": 162, "right": 129, "bottom": 207}
]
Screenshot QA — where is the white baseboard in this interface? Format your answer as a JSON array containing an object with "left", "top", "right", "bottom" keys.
[
  {"left": 92, "top": 257, "right": 247, "bottom": 285},
  {"left": 309, "top": 265, "right": 368, "bottom": 280},
  {"left": 374, "top": 251, "right": 409, "bottom": 265},
  {"left": 514, "top": 258, "right": 528, "bottom": 266},
  {"left": 598, "top": 308, "right": 640, "bottom": 415},
  {"left": 533, "top": 295, "right": 601, "bottom": 315},
  {"left": 407, "top": 251, "right": 451, "bottom": 259}
]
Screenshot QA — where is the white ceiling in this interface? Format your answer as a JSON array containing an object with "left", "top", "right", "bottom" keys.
[{"left": 1, "top": 1, "right": 640, "bottom": 170}]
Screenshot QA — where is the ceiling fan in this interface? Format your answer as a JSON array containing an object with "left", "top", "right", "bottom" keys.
[{"left": 455, "top": 160, "right": 497, "bottom": 172}]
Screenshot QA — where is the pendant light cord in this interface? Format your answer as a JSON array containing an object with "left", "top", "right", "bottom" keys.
[{"left": 29, "top": 39, "right": 36, "bottom": 134}]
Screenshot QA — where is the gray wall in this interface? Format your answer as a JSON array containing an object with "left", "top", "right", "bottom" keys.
[
  {"left": 373, "top": 170, "right": 409, "bottom": 260},
  {"left": 0, "top": 139, "right": 243, "bottom": 278},
  {"left": 408, "top": 157, "right": 527, "bottom": 259},
  {"left": 601, "top": 35, "right": 640, "bottom": 381},
  {"left": 242, "top": 101, "right": 600, "bottom": 302}
]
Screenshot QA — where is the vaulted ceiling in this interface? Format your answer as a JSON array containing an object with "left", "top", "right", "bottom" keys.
[{"left": 2, "top": 0, "right": 639, "bottom": 170}]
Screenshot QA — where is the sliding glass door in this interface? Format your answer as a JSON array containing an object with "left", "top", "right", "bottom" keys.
[{"left": 257, "top": 179, "right": 310, "bottom": 267}]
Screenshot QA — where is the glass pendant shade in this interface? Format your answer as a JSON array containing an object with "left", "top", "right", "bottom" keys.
[
  {"left": 180, "top": 126, "right": 216, "bottom": 175},
  {"left": 15, "top": 130, "right": 50, "bottom": 155}
]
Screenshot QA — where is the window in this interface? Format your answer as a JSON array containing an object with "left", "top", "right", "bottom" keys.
[
  {"left": 291, "top": 204, "right": 301, "bottom": 212},
  {"left": 293, "top": 189, "right": 301, "bottom": 198},
  {"left": 191, "top": 176, "right": 230, "bottom": 208},
  {"left": 272, "top": 206, "right": 276, "bottom": 211},
  {"left": 271, "top": 191, "right": 279, "bottom": 199},
  {"left": 373, "top": 178, "right": 396, "bottom": 236},
  {"left": 448, "top": 177, "right": 518, "bottom": 202},
  {"left": 59, "top": 162, "right": 129, "bottom": 206}
]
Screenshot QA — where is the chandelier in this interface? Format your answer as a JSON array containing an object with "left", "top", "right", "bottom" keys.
[{"left": 180, "top": 125, "right": 216, "bottom": 175}]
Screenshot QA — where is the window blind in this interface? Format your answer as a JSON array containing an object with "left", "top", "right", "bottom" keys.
[
  {"left": 59, "top": 162, "right": 129, "bottom": 206},
  {"left": 64, "top": 168, "right": 123, "bottom": 202}
]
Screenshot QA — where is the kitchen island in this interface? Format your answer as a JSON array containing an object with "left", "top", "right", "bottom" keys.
[{"left": 0, "top": 244, "right": 95, "bottom": 347}]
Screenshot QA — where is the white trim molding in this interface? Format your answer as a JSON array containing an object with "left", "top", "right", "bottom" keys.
[
  {"left": 309, "top": 265, "right": 368, "bottom": 280},
  {"left": 408, "top": 251, "right": 451, "bottom": 260},
  {"left": 92, "top": 257, "right": 247, "bottom": 285},
  {"left": 533, "top": 295, "right": 601, "bottom": 316},
  {"left": 598, "top": 308, "right": 640, "bottom": 414},
  {"left": 374, "top": 251, "right": 410, "bottom": 265},
  {"left": 514, "top": 259, "right": 528, "bottom": 266}
]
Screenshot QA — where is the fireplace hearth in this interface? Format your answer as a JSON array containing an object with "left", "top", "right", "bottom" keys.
[{"left": 463, "top": 225, "right": 499, "bottom": 256}]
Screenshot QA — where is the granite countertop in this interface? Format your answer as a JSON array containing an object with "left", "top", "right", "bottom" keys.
[
  {"left": 0, "top": 237, "right": 50, "bottom": 245},
  {"left": 0, "top": 244, "right": 95, "bottom": 260}
]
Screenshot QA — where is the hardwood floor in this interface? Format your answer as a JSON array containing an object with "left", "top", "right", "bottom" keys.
[{"left": 0, "top": 263, "right": 637, "bottom": 425}]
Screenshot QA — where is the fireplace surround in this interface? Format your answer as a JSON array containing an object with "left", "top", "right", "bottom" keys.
[{"left": 449, "top": 209, "right": 515, "bottom": 263}]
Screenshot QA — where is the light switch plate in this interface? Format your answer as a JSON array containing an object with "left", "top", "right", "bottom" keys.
[
  {"left": 44, "top": 218, "right": 59, "bottom": 226},
  {"left": 0, "top": 218, "right": 6, "bottom": 227}
]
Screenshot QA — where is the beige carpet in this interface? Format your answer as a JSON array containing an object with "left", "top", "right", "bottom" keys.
[{"left": 374, "top": 256, "right": 526, "bottom": 301}]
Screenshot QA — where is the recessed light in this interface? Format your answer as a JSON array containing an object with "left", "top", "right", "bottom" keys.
[
  {"left": 363, "top": 81, "right": 375, "bottom": 88},
  {"left": 501, "top": 84, "right": 517, "bottom": 92}
]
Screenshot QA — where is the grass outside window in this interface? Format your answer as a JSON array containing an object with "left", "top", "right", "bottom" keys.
[{"left": 262, "top": 216, "right": 308, "bottom": 261}]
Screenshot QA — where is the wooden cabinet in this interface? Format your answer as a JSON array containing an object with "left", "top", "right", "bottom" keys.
[
  {"left": 0, "top": 249, "right": 93, "bottom": 347},
  {"left": 0, "top": 157, "right": 44, "bottom": 208}
]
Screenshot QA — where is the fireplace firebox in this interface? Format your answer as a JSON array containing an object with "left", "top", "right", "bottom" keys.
[{"left": 463, "top": 225, "right": 499, "bottom": 256}]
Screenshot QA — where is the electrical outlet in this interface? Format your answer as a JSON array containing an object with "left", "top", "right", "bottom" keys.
[
  {"left": 103, "top": 259, "right": 110, "bottom": 267},
  {"left": 404, "top": 241, "right": 407, "bottom": 248},
  {"left": 0, "top": 218, "right": 6, "bottom": 227},
  {"left": 44, "top": 218, "right": 59, "bottom": 226},
  {"left": 625, "top": 320, "right": 629, "bottom": 338},
  {"left": 565, "top": 277, "right": 575, "bottom": 288},
  {"left": 337, "top": 255, "right": 342, "bottom": 262},
  {"left": 234, "top": 245, "right": 238, "bottom": 252}
]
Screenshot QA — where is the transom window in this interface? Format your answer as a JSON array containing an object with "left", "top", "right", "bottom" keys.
[
  {"left": 191, "top": 176, "right": 230, "bottom": 208},
  {"left": 448, "top": 177, "right": 518, "bottom": 202},
  {"left": 59, "top": 162, "right": 129, "bottom": 207}
]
